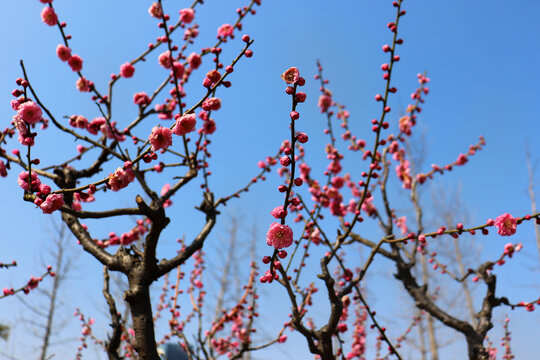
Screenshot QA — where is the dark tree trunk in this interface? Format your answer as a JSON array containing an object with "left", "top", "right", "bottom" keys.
[
  {"left": 466, "top": 334, "right": 489, "bottom": 360},
  {"left": 125, "top": 279, "right": 160, "bottom": 360}
]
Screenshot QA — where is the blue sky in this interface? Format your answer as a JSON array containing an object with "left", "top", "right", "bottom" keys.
[{"left": 1, "top": 1, "right": 539, "bottom": 359}]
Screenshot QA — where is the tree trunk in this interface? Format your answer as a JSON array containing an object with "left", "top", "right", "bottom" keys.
[
  {"left": 466, "top": 334, "right": 489, "bottom": 360},
  {"left": 126, "top": 280, "right": 160, "bottom": 360}
]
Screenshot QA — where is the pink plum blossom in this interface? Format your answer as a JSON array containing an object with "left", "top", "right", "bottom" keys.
[
  {"left": 270, "top": 206, "right": 287, "bottom": 219},
  {"left": 266, "top": 223, "right": 294, "bottom": 249},
  {"left": 41, "top": 7, "right": 58, "bottom": 26},
  {"left": 76, "top": 77, "right": 91, "bottom": 92},
  {"left": 217, "top": 24, "right": 234, "bottom": 38},
  {"left": 27, "top": 276, "right": 40, "bottom": 290},
  {"left": 38, "top": 184, "right": 51, "bottom": 196},
  {"left": 361, "top": 196, "right": 377, "bottom": 217},
  {"left": 188, "top": 52, "right": 202, "bottom": 70},
  {"left": 504, "top": 243, "right": 515, "bottom": 257},
  {"left": 331, "top": 176, "right": 344, "bottom": 189},
  {"left": 494, "top": 213, "right": 517, "bottom": 236},
  {"left": 74, "top": 190, "right": 94, "bottom": 203},
  {"left": 149, "top": 126, "right": 173, "bottom": 151},
  {"left": 416, "top": 173, "right": 427, "bottom": 184},
  {"left": 185, "top": 28, "right": 199, "bottom": 39},
  {"left": 148, "top": 2, "right": 163, "bottom": 18},
  {"left": 330, "top": 200, "right": 346, "bottom": 217},
  {"left": 13, "top": 116, "right": 34, "bottom": 146},
  {"left": 456, "top": 153, "right": 468, "bottom": 165},
  {"left": 310, "top": 228, "right": 322, "bottom": 245},
  {"left": 179, "top": 8, "right": 195, "bottom": 23},
  {"left": 395, "top": 160, "right": 412, "bottom": 189},
  {"left": 56, "top": 44, "right": 72, "bottom": 62},
  {"left": 10, "top": 99, "right": 20, "bottom": 111},
  {"left": 17, "top": 171, "right": 41, "bottom": 192},
  {"left": 172, "top": 113, "right": 196, "bottom": 136},
  {"left": 133, "top": 92, "right": 151, "bottom": 106},
  {"left": 202, "top": 97, "right": 221, "bottom": 111},
  {"left": 395, "top": 216, "right": 408, "bottom": 235},
  {"left": 206, "top": 69, "right": 221, "bottom": 84},
  {"left": 318, "top": 93, "right": 332, "bottom": 112},
  {"left": 399, "top": 115, "right": 412, "bottom": 135},
  {"left": 86, "top": 117, "right": 105, "bottom": 135},
  {"left": 108, "top": 167, "right": 135, "bottom": 192},
  {"left": 198, "top": 119, "right": 216, "bottom": 135},
  {"left": 40, "top": 194, "right": 64, "bottom": 214},
  {"left": 17, "top": 101, "right": 42, "bottom": 124},
  {"left": 68, "top": 55, "right": 83, "bottom": 72},
  {"left": 69, "top": 199, "right": 80, "bottom": 213},
  {"left": 99, "top": 120, "right": 125, "bottom": 141},
  {"left": 81, "top": 326, "right": 91, "bottom": 336},
  {"left": 161, "top": 183, "right": 172, "bottom": 208},
  {"left": 327, "top": 159, "right": 342, "bottom": 174},
  {"left": 172, "top": 62, "right": 185, "bottom": 78},
  {"left": 120, "top": 62, "right": 135, "bottom": 78},
  {"left": 281, "top": 67, "right": 300, "bottom": 84},
  {"left": 158, "top": 51, "right": 172, "bottom": 69},
  {"left": 69, "top": 115, "right": 88, "bottom": 129}
]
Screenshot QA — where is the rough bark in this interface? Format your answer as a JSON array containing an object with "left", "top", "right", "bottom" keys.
[{"left": 125, "top": 278, "right": 159, "bottom": 360}]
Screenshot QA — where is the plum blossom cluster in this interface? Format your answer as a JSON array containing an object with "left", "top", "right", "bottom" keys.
[
  {"left": 414, "top": 136, "right": 486, "bottom": 186},
  {"left": 37, "top": 193, "right": 65, "bottom": 214},
  {"left": 68, "top": 115, "right": 126, "bottom": 142},
  {"left": 105, "top": 219, "right": 150, "bottom": 247},
  {"left": 214, "top": 3, "right": 260, "bottom": 42},
  {"left": 264, "top": 67, "right": 308, "bottom": 256},
  {"left": 10, "top": 93, "right": 45, "bottom": 146},
  {"left": 42, "top": 3, "right": 101, "bottom": 95},
  {"left": 56, "top": 44, "right": 84, "bottom": 72},
  {"left": 71, "top": 187, "right": 96, "bottom": 211},
  {"left": 16, "top": 171, "right": 65, "bottom": 214},
  {"left": 2, "top": 0, "right": 286, "bottom": 359},
  {"left": 255, "top": 1, "right": 540, "bottom": 358},
  {"left": 73, "top": 309, "right": 96, "bottom": 360},
  {"left": 155, "top": 248, "right": 261, "bottom": 357},
  {"left": 347, "top": 305, "right": 368, "bottom": 359},
  {"left": 17, "top": 171, "right": 64, "bottom": 214},
  {"left": 1, "top": 265, "right": 54, "bottom": 299},
  {"left": 208, "top": 269, "right": 259, "bottom": 355}
]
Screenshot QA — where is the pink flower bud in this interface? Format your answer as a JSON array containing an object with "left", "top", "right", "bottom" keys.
[
  {"left": 296, "top": 132, "right": 308, "bottom": 143},
  {"left": 280, "top": 156, "right": 291, "bottom": 167},
  {"left": 295, "top": 92, "right": 307, "bottom": 103}
]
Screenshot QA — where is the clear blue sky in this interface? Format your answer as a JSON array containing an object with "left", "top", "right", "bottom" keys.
[{"left": 1, "top": 1, "right": 539, "bottom": 359}]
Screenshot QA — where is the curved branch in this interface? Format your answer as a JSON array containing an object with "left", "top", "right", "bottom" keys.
[
  {"left": 61, "top": 212, "right": 120, "bottom": 271},
  {"left": 59, "top": 206, "right": 143, "bottom": 219}
]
